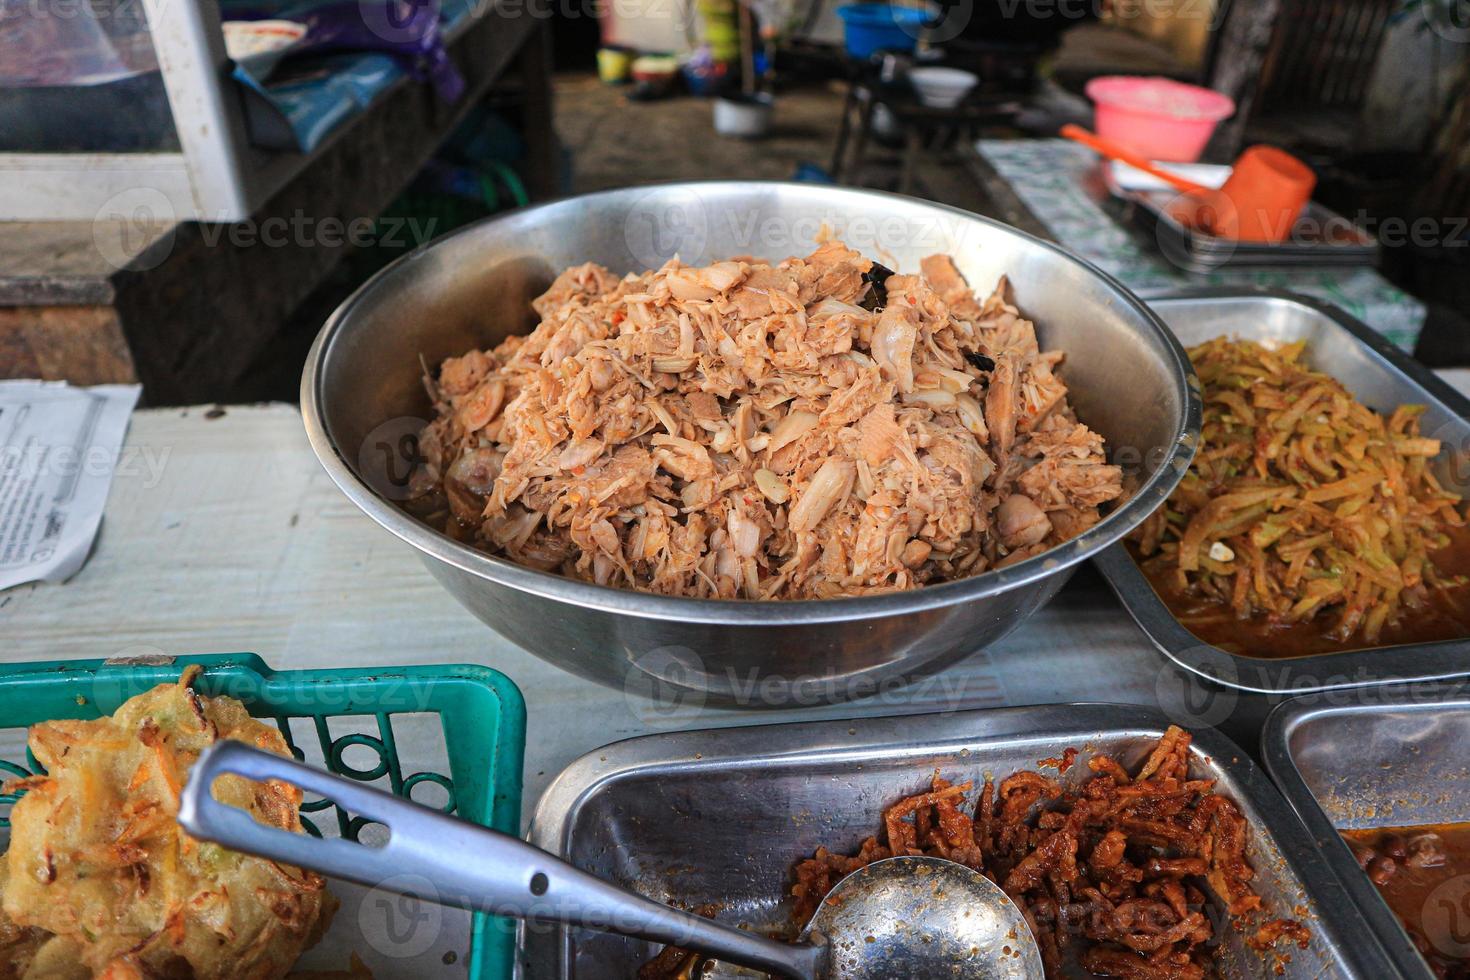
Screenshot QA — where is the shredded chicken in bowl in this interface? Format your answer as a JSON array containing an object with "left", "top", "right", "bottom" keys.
[{"left": 411, "top": 241, "right": 1122, "bottom": 599}]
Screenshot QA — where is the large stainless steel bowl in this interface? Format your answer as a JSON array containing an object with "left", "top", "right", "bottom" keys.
[{"left": 302, "top": 182, "right": 1199, "bottom": 706}]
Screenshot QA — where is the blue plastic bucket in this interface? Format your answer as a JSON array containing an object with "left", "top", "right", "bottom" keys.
[{"left": 836, "top": 4, "right": 930, "bottom": 58}]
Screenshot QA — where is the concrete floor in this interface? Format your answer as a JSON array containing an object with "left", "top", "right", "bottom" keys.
[
  {"left": 229, "top": 74, "right": 1006, "bottom": 401},
  {"left": 556, "top": 74, "right": 848, "bottom": 190},
  {"left": 553, "top": 72, "right": 997, "bottom": 214}
]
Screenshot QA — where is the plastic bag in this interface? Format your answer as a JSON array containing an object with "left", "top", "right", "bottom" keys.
[{"left": 0, "top": 0, "right": 159, "bottom": 87}]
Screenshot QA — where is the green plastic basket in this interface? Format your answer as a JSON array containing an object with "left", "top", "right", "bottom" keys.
[{"left": 0, "top": 653, "right": 525, "bottom": 980}]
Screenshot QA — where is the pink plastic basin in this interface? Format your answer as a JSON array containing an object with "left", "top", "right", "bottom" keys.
[{"left": 1085, "top": 76, "right": 1235, "bottom": 163}]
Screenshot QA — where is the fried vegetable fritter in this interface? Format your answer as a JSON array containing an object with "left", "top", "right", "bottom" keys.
[
  {"left": 0, "top": 667, "right": 334, "bottom": 979},
  {"left": 0, "top": 866, "right": 45, "bottom": 979}
]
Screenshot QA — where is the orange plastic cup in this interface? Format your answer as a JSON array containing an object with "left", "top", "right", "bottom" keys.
[{"left": 1202, "top": 145, "right": 1316, "bottom": 243}]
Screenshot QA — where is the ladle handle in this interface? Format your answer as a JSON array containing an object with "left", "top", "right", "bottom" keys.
[
  {"left": 180, "top": 741, "right": 824, "bottom": 980},
  {"left": 1059, "top": 124, "right": 1212, "bottom": 195}
]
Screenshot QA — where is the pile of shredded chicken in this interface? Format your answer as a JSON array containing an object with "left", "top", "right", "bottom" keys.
[
  {"left": 785, "top": 727, "right": 1309, "bottom": 979},
  {"left": 1132, "top": 337, "right": 1465, "bottom": 645},
  {"left": 413, "top": 242, "right": 1123, "bottom": 599}
]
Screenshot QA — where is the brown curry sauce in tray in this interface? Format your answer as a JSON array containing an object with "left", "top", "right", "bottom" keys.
[
  {"left": 1343, "top": 824, "right": 1470, "bottom": 979},
  {"left": 1131, "top": 524, "right": 1470, "bottom": 659}
]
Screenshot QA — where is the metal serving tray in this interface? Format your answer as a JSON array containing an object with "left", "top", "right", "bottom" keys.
[
  {"left": 1094, "top": 289, "right": 1470, "bottom": 697},
  {"left": 1263, "top": 688, "right": 1470, "bottom": 979},
  {"left": 1125, "top": 193, "right": 1380, "bottom": 274},
  {"left": 523, "top": 703, "right": 1383, "bottom": 978},
  {"left": 1108, "top": 162, "right": 1379, "bottom": 273}
]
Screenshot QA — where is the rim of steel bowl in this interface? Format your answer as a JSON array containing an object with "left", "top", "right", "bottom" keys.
[{"left": 302, "top": 181, "right": 1202, "bottom": 628}]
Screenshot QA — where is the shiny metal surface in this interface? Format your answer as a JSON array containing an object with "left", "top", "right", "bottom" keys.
[
  {"left": 301, "top": 181, "right": 1198, "bottom": 705},
  {"left": 802, "top": 856, "right": 1041, "bottom": 979},
  {"left": 1124, "top": 193, "right": 1380, "bottom": 273},
  {"left": 186, "top": 748, "right": 1035, "bottom": 980},
  {"left": 182, "top": 743, "right": 826, "bottom": 980},
  {"left": 1262, "top": 689, "right": 1470, "bottom": 980},
  {"left": 525, "top": 702, "right": 1376, "bottom": 978},
  {"left": 1096, "top": 289, "right": 1470, "bottom": 695}
]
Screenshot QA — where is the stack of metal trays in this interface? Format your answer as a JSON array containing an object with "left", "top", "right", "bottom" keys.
[
  {"left": 525, "top": 704, "right": 1386, "bottom": 978},
  {"left": 1117, "top": 175, "right": 1379, "bottom": 273}
]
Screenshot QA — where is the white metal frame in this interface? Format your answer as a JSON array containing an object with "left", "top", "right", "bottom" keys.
[
  {"left": 0, "top": 0, "right": 483, "bottom": 223},
  {"left": 141, "top": 0, "right": 254, "bottom": 220}
]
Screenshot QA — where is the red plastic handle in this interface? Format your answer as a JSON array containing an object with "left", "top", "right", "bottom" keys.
[{"left": 1059, "top": 124, "right": 1211, "bottom": 195}]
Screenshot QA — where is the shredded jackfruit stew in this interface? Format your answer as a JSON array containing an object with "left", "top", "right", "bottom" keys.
[
  {"left": 407, "top": 242, "right": 1124, "bottom": 599},
  {"left": 1131, "top": 337, "right": 1468, "bottom": 653}
]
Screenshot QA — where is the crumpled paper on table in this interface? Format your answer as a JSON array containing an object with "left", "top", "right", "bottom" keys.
[{"left": 0, "top": 381, "right": 141, "bottom": 590}]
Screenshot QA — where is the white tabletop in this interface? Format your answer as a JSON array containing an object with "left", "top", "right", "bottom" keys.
[{"left": 2, "top": 402, "right": 1212, "bottom": 827}]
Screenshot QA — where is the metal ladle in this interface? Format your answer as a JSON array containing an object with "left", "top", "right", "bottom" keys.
[{"left": 179, "top": 742, "right": 1043, "bottom": 979}]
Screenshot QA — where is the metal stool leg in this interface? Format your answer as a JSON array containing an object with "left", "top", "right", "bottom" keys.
[
  {"left": 847, "top": 91, "right": 876, "bottom": 187},
  {"left": 829, "top": 83, "right": 859, "bottom": 180},
  {"left": 899, "top": 123, "right": 922, "bottom": 195}
]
